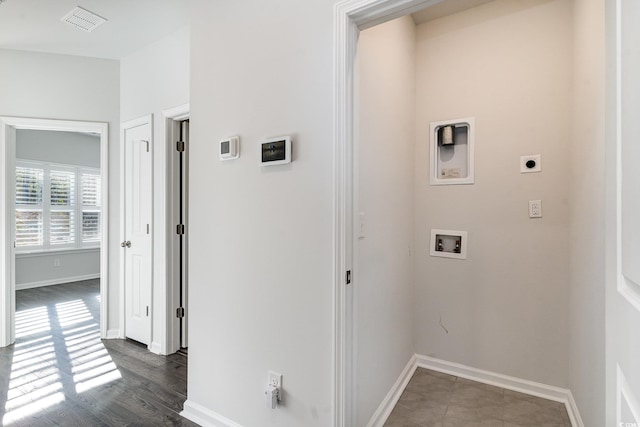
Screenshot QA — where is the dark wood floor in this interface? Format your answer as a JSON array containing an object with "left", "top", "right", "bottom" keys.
[{"left": 0, "top": 280, "right": 197, "bottom": 426}]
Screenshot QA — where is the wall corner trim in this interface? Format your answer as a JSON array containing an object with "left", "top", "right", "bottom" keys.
[
  {"left": 366, "top": 354, "right": 418, "bottom": 427},
  {"left": 148, "top": 341, "right": 162, "bottom": 355},
  {"left": 369, "top": 354, "right": 584, "bottom": 427},
  {"left": 181, "top": 400, "right": 243, "bottom": 427}
]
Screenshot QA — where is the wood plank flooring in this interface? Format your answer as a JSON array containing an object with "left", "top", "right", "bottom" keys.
[{"left": 0, "top": 280, "right": 197, "bottom": 426}]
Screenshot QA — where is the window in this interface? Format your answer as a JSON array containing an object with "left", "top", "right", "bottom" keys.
[{"left": 15, "top": 160, "right": 101, "bottom": 252}]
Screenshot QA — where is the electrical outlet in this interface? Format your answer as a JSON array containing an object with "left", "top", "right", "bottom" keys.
[
  {"left": 529, "top": 200, "right": 542, "bottom": 218},
  {"left": 53, "top": 259, "right": 61, "bottom": 267},
  {"left": 268, "top": 371, "right": 282, "bottom": 389}
]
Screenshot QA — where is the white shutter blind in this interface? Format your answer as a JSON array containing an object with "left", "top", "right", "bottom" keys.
[
  {"left": 49, "top": 169, "right": 75, "bottom": 246},
  {"left": 81, "top": 171, "right": 101, "bottom": 244},
  {"left": 15, "top": 161, "right": 101, "bottom": 251},
  {"left": 15, "top": 166, "right": 44, "bottom": 248}
]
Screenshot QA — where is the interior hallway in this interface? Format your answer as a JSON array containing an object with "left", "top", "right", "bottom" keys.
[{"left": 0, "top": 280, "right": 195, "bottom": 426}]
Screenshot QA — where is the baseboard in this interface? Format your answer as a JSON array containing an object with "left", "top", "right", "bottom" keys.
[
  {"left": 415, "top": 354, "right": 583, "bottom": 427},
  {"left": 366, "top": 354, "right": 417, "bottom": 427},
  {"left": 16, "top": 273, "right": 100, "bottom": 290},
  {"left": 149, "top": 341, "right": 162, "bottom": 355},
  {"left": 181, "top": 400, "right": 243, "bottom": 427},
  {"left": 566, "top": 390, "right": 585, "bottom": 427}
]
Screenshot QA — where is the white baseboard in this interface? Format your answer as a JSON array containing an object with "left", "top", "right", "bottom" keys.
[
  {"left": 566, "top": 390, "right": 585, "bottom": 427},
  {"left": 366, "top": 354, "right": 417, "bottom": 427},
  {"left": 415, "top": 354, "right": 583, "bottom": 427},
  {"left": 149, "top": 341, "right": 162, "bottom": 355},
  {"left": 16, "top": 273, "right": 100, "bottom": 290},
  {"left": 181, "top": 400, "right": 243, "bottom": 427}
]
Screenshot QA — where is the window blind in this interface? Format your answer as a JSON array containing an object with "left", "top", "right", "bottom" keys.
[{"left": 15, "top": 161, "right": 101, "bottom": 252}]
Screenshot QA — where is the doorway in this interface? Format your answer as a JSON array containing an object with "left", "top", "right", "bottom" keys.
[
  {"left": 177, "top": 119, "right": 189, "bottom": 351},
  {"left": 165, "top": 104, "right": 190, "bottom": 355},
  {"left": 0, "top": 117, "right": 109, "bottom": 348}
]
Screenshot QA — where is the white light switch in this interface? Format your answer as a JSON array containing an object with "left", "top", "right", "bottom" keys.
[{"left": 529, "top": 200, "right": 542, "bottom": 218}]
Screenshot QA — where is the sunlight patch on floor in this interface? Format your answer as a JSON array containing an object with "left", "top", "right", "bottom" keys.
[{"left": 2, "top": 298, "right": 121, "bottom": 426}]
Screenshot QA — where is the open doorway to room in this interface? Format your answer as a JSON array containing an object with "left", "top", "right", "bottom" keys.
[
  {"left": 0, "top": 117, "right": 111, "bottom": 424},
  {"left": 337, "top": 0, "right": 581, "bottom": 426},
  {"left": 165, "top": 104, "right": 190, "bottom": 356}
]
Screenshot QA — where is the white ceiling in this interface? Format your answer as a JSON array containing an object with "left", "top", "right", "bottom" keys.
[
  {"left": 0, "top": 0, "right": 190, "bottom": 59},
  {"left": 412, "top": 0, "right": 496, "bottom": 25}
]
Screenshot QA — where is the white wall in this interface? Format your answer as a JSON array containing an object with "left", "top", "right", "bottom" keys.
[
  {"left": 120, "top": 26, "right": 190, "bottom": 353},
  {"left": 188, "top": 1, "right": 334, "bottom": 425},
  {"left": 356, "top": 16, "right": 416, "bottom": 427},
  {"left": 15, "top": 129, "right": 101, "bottom": 289},
  {"left": 413, "top": 0, "right": 573, "bottom": 387},
  {"left": 569, "top": 0, "right": 606, "bottom": 424},
  {"left": 0, "top": 48, "right": 119, "bottom": 331}
]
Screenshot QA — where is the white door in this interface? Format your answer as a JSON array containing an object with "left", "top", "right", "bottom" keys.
[
  {"left": 608, "top": 1, "right": 640, "bottom": 424},
  {"left": 123, "top": 120, "right": 152, "bottom": 345}
]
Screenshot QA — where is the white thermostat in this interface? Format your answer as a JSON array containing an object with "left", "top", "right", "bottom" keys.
[
  {"left": 260, "top": 136, "right": 292, "bottom": 166},
  {"left": 220, "top": 136, "right": 240, "bottom": 160}
]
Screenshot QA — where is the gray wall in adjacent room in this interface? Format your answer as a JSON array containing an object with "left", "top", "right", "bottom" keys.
[
  {"left": 17, "top": 129, "right": 100, "bottom": 168},
  {"left": 16, "top": 250, "right": 100, "bottom": 289}
]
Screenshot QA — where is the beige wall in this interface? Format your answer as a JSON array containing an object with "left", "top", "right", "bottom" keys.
[
  {"left": 356, "top": 16, "right": 416, "bottom": 426},
  {"left": 413, "top": 0, "right": 573, "bottom": 387}
]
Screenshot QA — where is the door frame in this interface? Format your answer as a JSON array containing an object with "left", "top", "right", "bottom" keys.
[
  {"left": 163, "top": 104, "right": 190, "bottom": 354},
  {"left": 0, "top": 116, "right": 109, "bottom": 347},
  {"left": 332, "top": 0, "right": 444, "bottom": 425},
  {"left": 119, "top": 114, "right": 154, "bottom": 343}
]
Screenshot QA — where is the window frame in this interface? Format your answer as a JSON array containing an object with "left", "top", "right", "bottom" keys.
[{"left": 15, "top": 159, "right": 101, "bottom": 253}]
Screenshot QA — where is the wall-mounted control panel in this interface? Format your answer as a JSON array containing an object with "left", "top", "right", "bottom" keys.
[
  {"left": 260, "top": 136, "right": 292, "bottom": 166},
  {"left": 430, "top": 117, "right": 475, "bottom": 185},
  {"left": 220, "top": 136, "right": 240, "bottom": 160},
  {"left": 520, "top": 154, "right": 541, "bottom": 173},
  {"left": 430, "top": 229, "right": 468, "bottom": 260}
]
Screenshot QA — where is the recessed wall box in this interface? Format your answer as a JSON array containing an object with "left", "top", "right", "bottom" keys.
[
  {"left": 520, "top": 155, "right": 541, "bottom": 173},
  {"left": 220, "top": 136, "right": 240, "bottom": 160},
  {"left": 429, "top": 117, "right": 475, "bottom": 185},
  {"left": 430, "top": 229, "right": 468, "bottom": 260},
  {"left": 260, "top": 136, "right": 292, "bottom": 166}
]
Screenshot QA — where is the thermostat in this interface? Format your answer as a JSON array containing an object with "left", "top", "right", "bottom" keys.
[
  {"left": 260, "top": 136, "right": 291, "bottom": 166},
  {"left": 220, "top": 136, "right": 240, "bottom": 160}
]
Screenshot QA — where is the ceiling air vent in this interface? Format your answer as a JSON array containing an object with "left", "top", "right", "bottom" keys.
[{"left": 61, "top": 6, "right": 107, "bottom": 32}]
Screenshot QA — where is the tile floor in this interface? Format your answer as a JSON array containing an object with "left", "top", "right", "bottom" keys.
[{"left": 384, "top": 368, "right": 572, "bottom": 427}]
